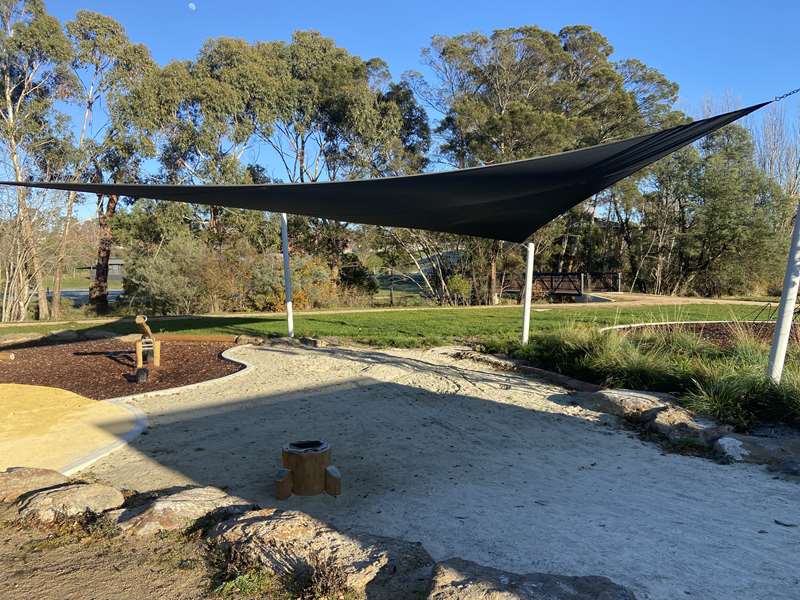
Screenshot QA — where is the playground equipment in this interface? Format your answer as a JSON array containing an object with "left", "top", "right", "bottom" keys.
[
  {"left": 0, "top": 351, "right": 15, "bottom": 362},
  {"left": 133, "top": 315, "right": 160, "bottom": 382},
  {"left": 275, "top": 440, "right": 341, "bottom": 499}
]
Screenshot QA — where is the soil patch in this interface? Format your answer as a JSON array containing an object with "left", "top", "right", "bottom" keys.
[
  {"left": 0, "top": 339, "right": 242, "bottom": 400},
  {"left": 0, "top": 507, "right": 213, "bottom": 600},
  {"left": 626, "top": 321, "right": 798, "bottom": 347}
]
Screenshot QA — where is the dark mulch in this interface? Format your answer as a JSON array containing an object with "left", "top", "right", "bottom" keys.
[
  {"left": 0, "top": 338, "right": 242, "bottom": 399},
  {"left": 630, "top": 321, "right": 800, "bottom": 347}
]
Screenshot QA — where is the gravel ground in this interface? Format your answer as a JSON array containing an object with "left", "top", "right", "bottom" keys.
[
  {"left": 79, "top": 342, "right": 800, "bottom": 600},
  {"left": 0, "top": 506, "right": 211, "bottom": 600},
  {"left": 0, "top": 339, "right": 241, "bottom": 399}
]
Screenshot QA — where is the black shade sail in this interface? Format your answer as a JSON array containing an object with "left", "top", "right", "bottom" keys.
[{"left": 1, "top": 102, "right": 767, "bottom": 243}]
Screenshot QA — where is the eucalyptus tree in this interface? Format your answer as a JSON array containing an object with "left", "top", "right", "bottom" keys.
[
  {"left": 0, "top": 0, "right": 74, "bottom": 320},
  {"left": 409, "top": 25, "right": 679, "bottom": 303},
  {"left": 252, "top": 32, "right": 429, "bottom": 282},
  {"left": 158, "top": 38, "right": 281, "bottom": 242},
  {"left": 40, "top": 10, "right": 157, "bottom": 315}
]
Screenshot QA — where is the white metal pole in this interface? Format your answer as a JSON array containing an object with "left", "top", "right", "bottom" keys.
[
  {"left": 768, "top": 201, "right": 800, "bottom": 383},
  {"left": 522, "top": 242, "right": 535, "bottom": 345},
  {"left": 280, "top": 212, "right": 294, "bottom": 338}
]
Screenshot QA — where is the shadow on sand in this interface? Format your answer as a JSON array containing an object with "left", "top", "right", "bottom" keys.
[{"left": 88, "top": 344, "right": 799, "bottom": 599}]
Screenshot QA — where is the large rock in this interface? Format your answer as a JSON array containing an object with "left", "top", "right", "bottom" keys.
[
  {"left": 714, "top": 433, "right": 800, "bottom": 467},
  {"left": 650, "top": 407, "right": 731, "bottom": 447},
  {"left": 234, "top": 334, "right": 264, "bottom": 345},
  {"left": 17, "top": 483, "right": 124, "bottom": 523},
  {"left": 428, "top": 558, "right": 636, "bottom": 600},
  {"left": 571, "top": 389, "right": 670, "bottom": 423},
  {"left": 0, "top": 467, "right": 69, "bottom": 503},
  {"left": 211, "top": 508, "right": 434, "bottom": 599},
  {"left": 111, "top": 486, "right": 254, "bottom": 536}
]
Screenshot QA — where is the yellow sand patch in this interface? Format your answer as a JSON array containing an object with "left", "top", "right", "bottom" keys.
[{"left": 0, "top": 384, "right": 138, "bottom": 472}]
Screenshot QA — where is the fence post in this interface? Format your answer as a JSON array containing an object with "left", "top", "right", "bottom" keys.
[
  {"left": 768, "top": 201, "right": 800, "bottom": 383},
  {"left": 280, "top": 212, "right": 294, "bottom": 338}
]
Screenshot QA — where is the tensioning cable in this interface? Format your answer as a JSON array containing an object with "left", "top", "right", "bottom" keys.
[{"left": 774, "top": 86, "right": 800, "bottom": 102}]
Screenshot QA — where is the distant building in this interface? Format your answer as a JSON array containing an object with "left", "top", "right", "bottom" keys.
[{"left": 78, "top": 258, "right": 125, "bottom": 281}]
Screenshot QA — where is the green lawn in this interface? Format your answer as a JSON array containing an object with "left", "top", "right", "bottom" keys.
[{"left": 1, "top": 302, "right": 772, "bottom": 347}]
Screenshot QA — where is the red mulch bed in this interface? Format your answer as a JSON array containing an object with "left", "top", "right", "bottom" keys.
[
  {"left": 628, "top": 321, "right": 800, "bottom": 347},
  {"left": 0, "top": 338, "right": 243, "bottom": 399}
]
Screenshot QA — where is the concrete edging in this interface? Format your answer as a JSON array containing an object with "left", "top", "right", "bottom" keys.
[
  {"left": 60, "top": 398, "right": 148, "bottom": 476},
  {"left": 60, "top": 344, "right": 255, "bottom": 475}
]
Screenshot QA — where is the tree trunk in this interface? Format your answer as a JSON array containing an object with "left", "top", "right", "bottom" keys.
[
  {"left": 12, "top": 165, "right": 49, "bottom": 320},
  {"left": 89, "top": 194, "right": 119, "bottom": 313},
  {"left": 51, "top": 190, "right": 79, "bottom": 319}
]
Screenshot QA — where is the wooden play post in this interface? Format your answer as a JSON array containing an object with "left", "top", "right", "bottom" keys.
[
  {"left": 275, "top": 440, "right": 341, "bottom": 499},
  {"left": 134, "top": 315, "right": 161, "bottom": 369},
  {"left": 0, "top": 351, "right": 15, "bottom": 362}
]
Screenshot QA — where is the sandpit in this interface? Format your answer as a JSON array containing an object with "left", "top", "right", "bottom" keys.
[
  {"left": 76, "top": 342, "right": 800, "bottom": 600},
  {"left": 0, "top": 384, "right": 143, "bottom": 473}
]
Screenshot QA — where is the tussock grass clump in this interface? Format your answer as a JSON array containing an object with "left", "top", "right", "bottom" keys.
[
  {"left": 213, "top": 568, "right": 287, "bottom": 598},
  {"left": 17, "top": 510, "right": 120, "bottom": 553},
  {"left": 209, "top": 543, "right": 358, "bottom": 600},
  {"left": 486, "top": 320, "right": 800, "bottom": 430}
]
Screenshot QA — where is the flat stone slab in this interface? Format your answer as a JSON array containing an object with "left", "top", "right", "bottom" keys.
[
  {"left": 571, "top": 389, "right": 670, "bottom": 423},
  {"left": 715, "top": 433, "right": 800, "bottom": 467},
  {"left": 110, "top": 486, "right": 254, "bottom": 536},
  {"left": 0, "top": 467, "right": 69, "bottom": 503},
  {"left": 650, "top": 407, "right": 732, "bottom": 447},
  {"left": 428, "top": 558, "right": 636, "bottom": 599},
  {"left": 211, "top": 508, "right": 434, "bottom": 599},
  {"left": 17, "top": 483, "right": 124, "bottom": 523}
]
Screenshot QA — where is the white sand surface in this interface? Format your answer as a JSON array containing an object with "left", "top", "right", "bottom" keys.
[{"left": 82, "top": 343, "right": 800, "bottom": 599}]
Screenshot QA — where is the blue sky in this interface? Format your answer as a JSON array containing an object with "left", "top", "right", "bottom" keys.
[
  {"left": 48, "top": 0, "right": 799, "bottom": 112},
  {"left": 44, "top": 0, "right": 800, "bottom": 218}
]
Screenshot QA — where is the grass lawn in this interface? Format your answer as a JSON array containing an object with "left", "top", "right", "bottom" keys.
[
  {"left": 2, "top": 300, "right": 796, "bottom": 428},
  {"left": 0, "top": 302, "right": 771, "bottom": 347}
]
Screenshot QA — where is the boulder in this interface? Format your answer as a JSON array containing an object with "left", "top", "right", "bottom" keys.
[
  {"left": 299, "top": 336, "right": 327, "bottom": 348},
  {"left": 234, "top": 334, "right": 264, "bottom": 345},
  {"left": 110, "top": 486, "right": 254, "bottom": 536},
  {"left": 650, "top": 407, "right": 731, "bottom": 447},
  {"left": 427, "top": 558, "right": 636, "bottom": 600},
  {"left": 714, "top": 433, "right": 800, "bottom": 467},
  {"left": 211, "top": 508, "right": 434, "bottom": 599},
  {"left": 17, "top": 483, "right": 124, "bottom": 523},
  {"left": 0, "top": 467, "right": 69, "bottom": 503},
  {"left": 571, "top": 389, "right": 670, "bottom": 423},
  {"left": 768, "top": 460, "right": 800, "bottom": 477}
]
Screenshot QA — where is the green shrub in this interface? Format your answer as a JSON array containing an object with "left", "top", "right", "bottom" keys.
[
  {"left": 447, "top": 274, "right": 472, "bottom": 305},
  {"left": 490, "top": 323, "right": 800, "bottom": 429}
]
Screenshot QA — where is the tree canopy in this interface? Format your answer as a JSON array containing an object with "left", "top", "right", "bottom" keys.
[{"left": 0, "top": 2, "right": 795, "bottom": 321}]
